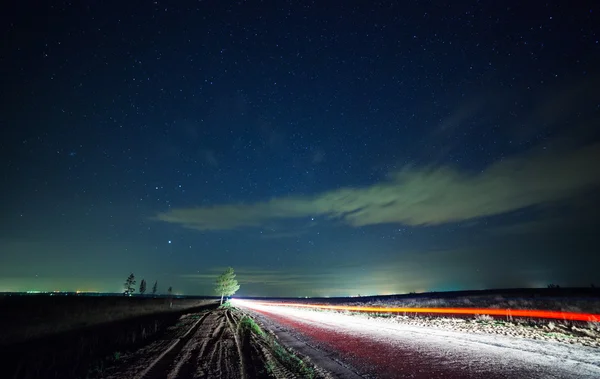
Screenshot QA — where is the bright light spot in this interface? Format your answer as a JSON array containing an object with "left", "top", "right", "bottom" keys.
[{"left": 168, "top": 240, "right": 172, "bottom": 244}]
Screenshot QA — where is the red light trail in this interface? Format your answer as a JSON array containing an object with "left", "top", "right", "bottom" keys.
[{"left": 235, "top": 300, "right": 600, "bottom": 322}]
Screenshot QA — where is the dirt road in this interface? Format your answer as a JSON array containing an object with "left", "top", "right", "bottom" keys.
[
  {"left": 102, "top": 310, "right": 241, "bottom": 378},
  {"left": 102, "top": 308, "right": 329, "bottom": 379},
  {"left": 248, "top": 305, "right": 600, "bottom": 378},
  {"left": 139, "top": 310, "right": 242, "bottom": 379}
]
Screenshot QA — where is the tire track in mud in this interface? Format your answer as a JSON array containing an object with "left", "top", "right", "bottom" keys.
[
  {"left": 136, "top": 312, "right": 210, "bottom": 379},
  {"left": 143, "top": 310, "right": 244, "bottom": 379},
  {"left": 126, "top": 309, "right": 328, "bottom": 379},
  {"left": 166, "top": 312, "right": 225, "bottom": 379},
  {"left": 225, "top": 310, "right": 246, "bottom": 379},
  {"left": 202, "top": 310, "right": 240, "bottom": 379}
]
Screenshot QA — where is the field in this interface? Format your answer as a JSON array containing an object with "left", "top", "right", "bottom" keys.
[
  {"left": 2, "top": 288, "right": 599, "bottom": 378},
  {"left": 0, "top": 294, "right": 218, "bottom": 379},
  {"left": 0, "top": 293, "right": 216, "bottom": 346}
]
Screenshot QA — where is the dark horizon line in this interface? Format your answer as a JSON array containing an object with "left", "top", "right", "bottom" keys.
[{"left": 2, "top": 286, "right": 598, "bottom": 299}]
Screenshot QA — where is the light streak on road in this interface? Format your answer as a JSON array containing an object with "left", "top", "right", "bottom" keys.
[
  {"left": 235, "top": 298, "right": 600, "bottom": 378},
  {"left": 231, "top": 299, "right": 600, "bottom": 322}
]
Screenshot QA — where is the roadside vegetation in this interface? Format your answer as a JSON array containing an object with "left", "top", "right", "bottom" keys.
[
  {"left": 239, "top": 315, "right": 265, "bottom": 337},
  {"left": 218, "top": 299, "right": 235, "bottom": 309},
  {"left": 267, "top": 336, "right": 316, "bottom": 379},
  {"left": 238, "top": 312, "right": 318, "bottom": 378}
]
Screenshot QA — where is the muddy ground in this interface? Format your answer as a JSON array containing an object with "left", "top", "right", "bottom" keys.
[{"left": 97, "top": 307, "right": 331, "bottom": 379}]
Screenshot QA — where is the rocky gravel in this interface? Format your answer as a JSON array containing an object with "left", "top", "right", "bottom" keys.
[{"left": 359, "top": 312, "right": 600, "bottom": 348}]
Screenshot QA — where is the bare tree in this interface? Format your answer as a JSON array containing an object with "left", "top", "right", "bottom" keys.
[
  {"left": 139, "top": 279, "right": 147, "bottom": 294},
  {"left": 152, "top": 280, "right": 158, "bottom": 295}
]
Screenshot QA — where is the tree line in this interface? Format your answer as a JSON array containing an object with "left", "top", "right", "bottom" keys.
[
  {"left": 124, "top": 267, "right": 240, "bottom": 303},
  {"left": 124, "top": 273, "right": 172, "bottom": 296}
]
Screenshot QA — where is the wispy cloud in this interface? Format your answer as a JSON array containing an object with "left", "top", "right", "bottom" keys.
[
  {"left": 179, "top": 263, "right": 444, "bottom": 296},
  {"left": 181, "top": 267, "right": 320, "bottom": 286},
  {"left": 154, "top": 141, "right": 600, "bottom": 231}
]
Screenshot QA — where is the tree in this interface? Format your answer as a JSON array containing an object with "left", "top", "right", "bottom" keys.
[
  {"left": 124, "top": 273, "right": 136, "bottom": 296},
  {"left": 139, "top": 279, "right": 147, "bottom": 294},
  {"left": 215, "top": 267, "right": 240, "bottom": 305},
  {"left": 167, "top": 286, "right": 173, "bottom": 308},
  {"left": 152, "top": 280, "right": 158, "bottom": 295}
]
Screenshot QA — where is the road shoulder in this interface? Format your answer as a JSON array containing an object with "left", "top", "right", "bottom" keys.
[{"left": 250, "top": 310, "right": 363, "bottom": 379}]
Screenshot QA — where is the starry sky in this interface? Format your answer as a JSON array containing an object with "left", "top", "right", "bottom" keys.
[{"left": 1, "top": 1, "right": 600, "bottom": 296}]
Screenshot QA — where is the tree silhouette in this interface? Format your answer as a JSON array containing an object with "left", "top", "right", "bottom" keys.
[
  {"left": 167, "top": 286, "right": 173, "bottom": 308},
  {"left": 152, "top": 280, "right": 158, "bottom": 295},
  {"left": 215, "top": 267, "right": 240, "bottom": 305},
  {"left": 124, "top": 273, "right": 136, "bottom": 296},
  {"left": 139, "top": 279, "right": 147, "bottom": 294}
]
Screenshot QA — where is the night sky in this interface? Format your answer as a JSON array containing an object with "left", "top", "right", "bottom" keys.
[{"left": 2, "top": 1, "right": 600, "bottom": 296}]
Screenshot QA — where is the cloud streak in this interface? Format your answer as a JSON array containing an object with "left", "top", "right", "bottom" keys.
[
  {"left": 155, "top": 142, "right": 600, "bottom": 230},
  {"left": 180, "top": 264, "right": 442, "bottom": 297}
]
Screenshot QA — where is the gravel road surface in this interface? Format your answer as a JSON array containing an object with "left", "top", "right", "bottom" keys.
[{"left": 249, "top": 305, "right": 600, "bottom": 378}]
